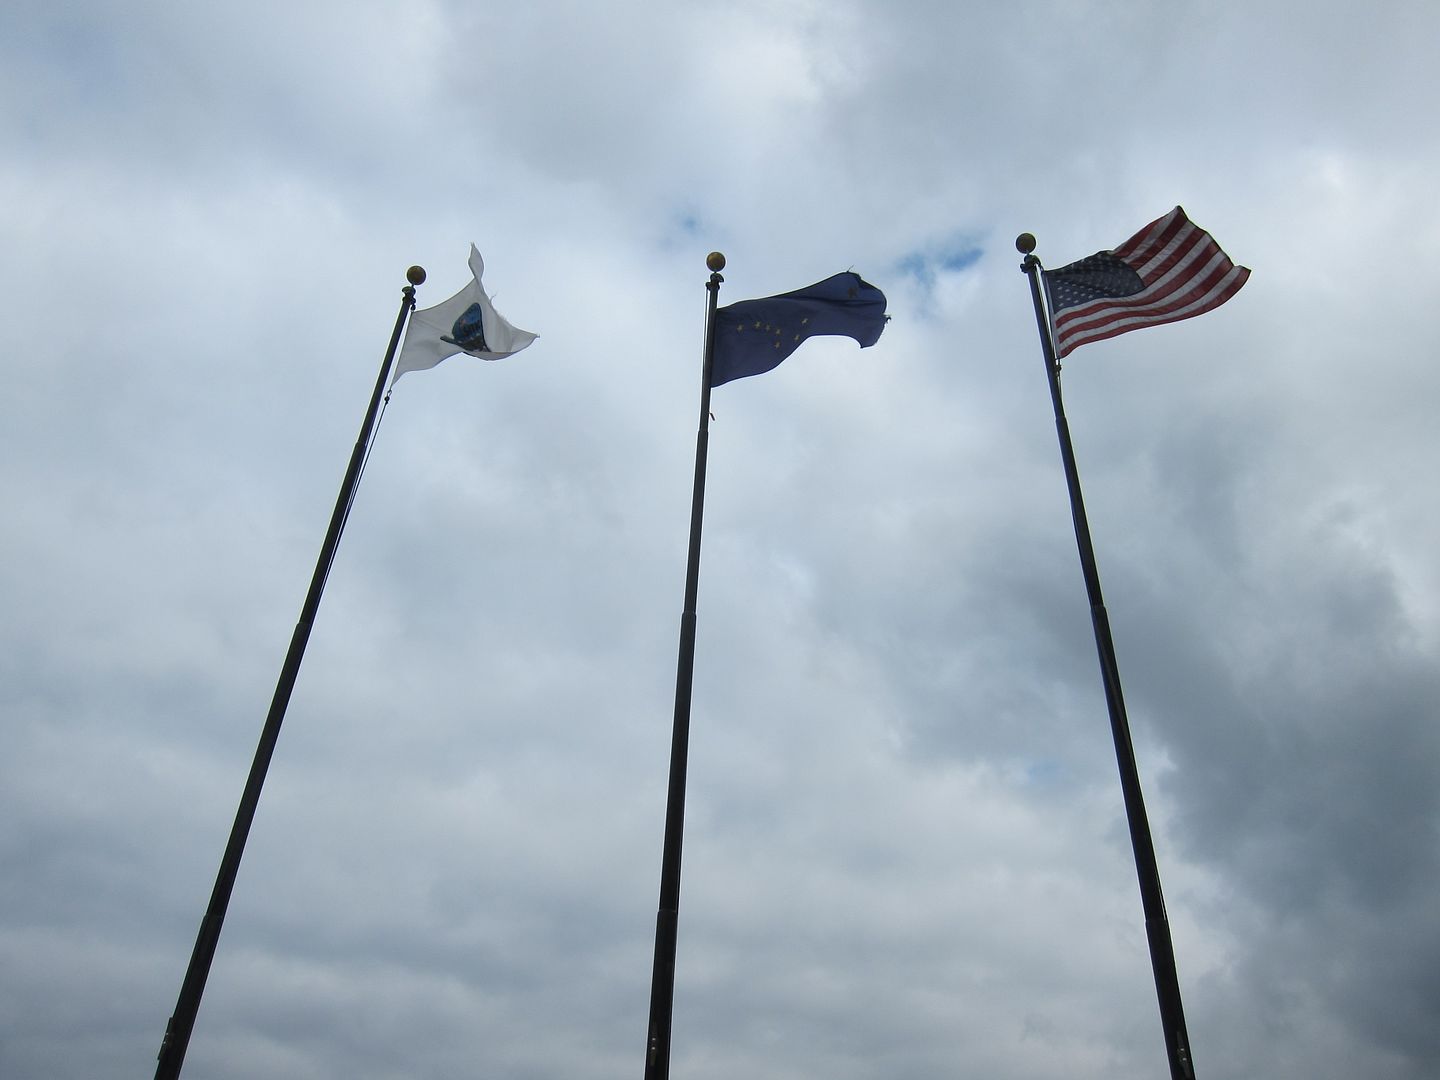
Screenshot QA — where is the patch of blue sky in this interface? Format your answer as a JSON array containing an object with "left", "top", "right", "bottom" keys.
[
  {"left": 896, "top": 237, "right": 983, "bottom": 292},
  {"left": 1021, "top": 758, "right": 1066, "bottom": 788},
  {"left": 659, "top": 209, "right": 708, "bottom": 252}
]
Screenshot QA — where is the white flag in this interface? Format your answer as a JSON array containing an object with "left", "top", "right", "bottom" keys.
[{"left": 392, "top": 245, "right": 537, "bottom": 383}]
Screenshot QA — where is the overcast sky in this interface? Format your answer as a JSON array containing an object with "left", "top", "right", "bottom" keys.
[{"left": 4, "top": 3, "right": 1439, "bottom": 1079}]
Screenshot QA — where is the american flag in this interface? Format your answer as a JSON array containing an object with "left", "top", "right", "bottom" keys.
[{"left": 1043, "top": 206, "right": 1249, "bottom": 358}]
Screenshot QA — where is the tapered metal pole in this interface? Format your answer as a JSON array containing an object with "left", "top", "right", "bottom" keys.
[
  {"left": 154, "top": 266, "right": 426, "bottom": 1080},
  {"left": 642, "top": 252, "right": 726, "bottom": 1080},
  {"left": 1017, "top": 234, "right": 1196, "bottom": 1080}
]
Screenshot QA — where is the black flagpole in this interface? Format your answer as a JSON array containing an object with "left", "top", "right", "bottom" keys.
[
  {"left": 1017, "top": 234, "right": 1196, "bottom": 1080},
  {"left": 642, "top": 251, "right": 726, "bottom": 1080},
  {"left": 154, "top": 264, "right": 427, "bottom": 1080}
]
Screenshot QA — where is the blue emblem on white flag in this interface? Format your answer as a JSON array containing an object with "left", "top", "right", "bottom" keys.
[
  {"left": 392, "top": 245, "right": 537, "bottom": 384},
  {"left": 442, "top": 303, "right": 491, "bottom": 353}
]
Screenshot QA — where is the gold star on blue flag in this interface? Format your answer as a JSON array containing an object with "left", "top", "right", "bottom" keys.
[{"left": 710, "top": 272, "right": 887, "bottom": 387}]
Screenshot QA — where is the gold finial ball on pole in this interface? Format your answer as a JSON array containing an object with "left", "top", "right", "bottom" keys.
[
  {"left": 706, "top": 252, "right": 726, "bottom": 272},
  {"left": 1015, "top": 233, "right": 1037, "bottom": 255},
  {"left": 406, "top": 265, "right": 427, "bottom": 286}
]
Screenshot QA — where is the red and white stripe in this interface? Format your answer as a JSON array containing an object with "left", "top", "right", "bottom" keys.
[{"left": 1050, "top": 206, "right": 1250, "bottom": 358}]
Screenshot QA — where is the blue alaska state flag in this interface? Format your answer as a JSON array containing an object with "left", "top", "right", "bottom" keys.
[{"left": 710, "top": 272, "right": 888, "bottom": 387}]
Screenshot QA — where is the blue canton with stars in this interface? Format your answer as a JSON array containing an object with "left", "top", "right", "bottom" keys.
[{"left": 1043, "top": 252, "right": 1145, "bottom": 313}]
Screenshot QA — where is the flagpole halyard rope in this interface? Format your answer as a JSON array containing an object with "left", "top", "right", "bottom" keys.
[{"left": 324, "top": 391, "right": 392, "bottom": 596}]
